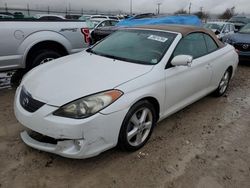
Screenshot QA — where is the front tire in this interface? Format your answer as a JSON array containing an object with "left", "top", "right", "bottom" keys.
[
  {"left": 213, "top": 69, "right": 231, "bottom": 97},
  {"left": 29, "top": 49, "right": 62, "bottom": 70},
  {"left": 118, "top": 100, "right": 157, "bottom": 151}
]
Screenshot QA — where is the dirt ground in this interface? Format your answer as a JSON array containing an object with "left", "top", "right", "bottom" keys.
[{"left": 0, "top": 64, "right": 250, "bottom": 188}]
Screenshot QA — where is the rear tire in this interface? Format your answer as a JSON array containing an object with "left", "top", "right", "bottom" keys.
[
  {"left": 118, "top": 100, "right": 157, "bottom": 151},
  {"left": 10, "top": 69, "right": 25, "bottom": 87},
  {"left": 213, "top": 69, "right": 231, "bottom": 97}
]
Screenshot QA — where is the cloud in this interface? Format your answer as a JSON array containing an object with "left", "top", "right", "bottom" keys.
[{"left": 1, "top": 0, "right": 250, "bottom": 14}]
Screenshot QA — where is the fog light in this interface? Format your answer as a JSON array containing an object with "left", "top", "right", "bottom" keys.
[{"left": 74, "top": 140, "right": 84, "bottom": 151}]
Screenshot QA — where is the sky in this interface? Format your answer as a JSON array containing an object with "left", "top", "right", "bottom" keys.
[{"left": 0, "top": 0, "right": 248, "bottom": 14}]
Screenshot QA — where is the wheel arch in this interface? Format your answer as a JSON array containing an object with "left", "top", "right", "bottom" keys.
[
  {"left": 227, "top": 65, "right": 233, "bottom": 78},
  {"left": 132, "top": 96, "right": 160, "bottom": 122},
  {"left": 18, "top": 31, "right": 72, "bottom": 69},
  {"left": 25, "top": 40, "right": 68, "bottom": 69}
]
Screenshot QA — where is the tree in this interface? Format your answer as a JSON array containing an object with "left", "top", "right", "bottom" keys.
[
  {"left": 174, "top": 9, "right": 187, "bottom": 15},
  {"left": 219, "top": 7, "right": 235, "bottom": 19},
  {"left": 194, "top": 11, "right": 210, "bottom": 20}
]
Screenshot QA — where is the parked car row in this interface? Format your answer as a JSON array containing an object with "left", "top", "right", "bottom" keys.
[{"left": 222, "top": 23, "right": 250, "bottom": 61}]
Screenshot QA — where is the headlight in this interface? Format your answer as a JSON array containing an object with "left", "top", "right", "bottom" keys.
[{"left": 54, "top": 90, "right": 123, "bottom": 119}]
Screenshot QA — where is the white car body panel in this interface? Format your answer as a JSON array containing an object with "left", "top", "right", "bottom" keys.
[
  {"left": 14, "top": 29, "right": 239, "bottom": 159},
  {"left": 22, "top": 51, "right": 153, "bottom": 106}
]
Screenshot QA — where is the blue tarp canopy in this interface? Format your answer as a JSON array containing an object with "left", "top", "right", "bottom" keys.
[{"left": 117, "top": 15, "right": 202, "bottom": 27}]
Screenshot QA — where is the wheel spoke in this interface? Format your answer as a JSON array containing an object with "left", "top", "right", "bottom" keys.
[
  {"left": 140, "top": 109, "right": 149, "bottom": 123},
  {"left": 127, "top": 128, "right": 139, "bottom": 141},
  {"left": 220, "top": 81, "right": 225, "bottom": 87},
  {"left": 144, "top": 121, "right": 152, "bottom": 130},
  {"left": 131, "top": 114, "right": 140, "bottom": 127},
  {"left": 136, "top": 132, "right": 143, "bottom": 145},
  {"left": 224, "top": 73, "right": 229, "bottom": 80}
]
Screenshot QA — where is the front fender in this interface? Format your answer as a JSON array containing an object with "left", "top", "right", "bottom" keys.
[{"left": 18, "top": 31, "right": 72, "bottom": 67}]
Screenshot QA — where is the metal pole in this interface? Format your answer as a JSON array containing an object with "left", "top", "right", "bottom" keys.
[
  {"left": 5, "top": 3, "right": 8, "bottom": 13},
  {"left": 130, "top": 0, "right": 132, "bottom": 15},
  {"left": 48, "top": 6, "right": 50, "bottom": 14},
  {"left": 157, "top": 3, "right": 161, "bottom": 15},
  {"left": 188, "top": 2, "right": 192, "bottom": 14},
  {"left": 27, "top": 4, "right": 30, "bottom": 16}
]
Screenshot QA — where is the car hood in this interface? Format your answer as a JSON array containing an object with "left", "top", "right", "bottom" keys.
[
  {"left": 22, "top": 51, "right": 153, "bottom": 106},
  {"left": 227, "top": 32, "right": 250, "bottom": 43}
]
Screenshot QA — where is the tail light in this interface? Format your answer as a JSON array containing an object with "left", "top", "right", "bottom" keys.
[{"left": 81, "top": 28, "right": 90, "bottom": 45}]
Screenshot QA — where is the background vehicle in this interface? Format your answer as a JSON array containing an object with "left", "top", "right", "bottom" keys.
[
  {"left": 90, "top": 15, "right": 120, "bottom": 20},
  {"left": 87, "top": 18, "right": 119, "bottom": 44},
  {"left": 222, "top": 23, "right": 250, "bottom": 61},
  {"left": 0, "top": 14, "right": 14, "bottom": 19},
  {"left": 228, "top": 15, "right": 250, "bottom": 30},
  {"left": 91, "top": 15, "right": 201, "bottom": 44},
  {"left": 65, "top": 14, "right": 82, "bottom": 20},
  {"left": 79, "top": 15, "right": 120, "bottom": 21},
  {"left": 204, "top": 22, "right": 235, "bottom": 39},
  {"left": 15, "top": 25, "right": 238, "bottom": 159},
  {"left": 34, "top": 14, "right": 65, "bottom": 20},
  {"left": 0, "top": 20, "right": 90, "bottom": 73}
]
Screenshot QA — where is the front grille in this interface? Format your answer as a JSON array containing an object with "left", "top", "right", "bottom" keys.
[
  {"left": 234, "top": 43, "right": 250, "bottom": 52},
  {"left": 20, "top": 87, "right": 45, "bottom": 113},
  {"left": 29, "top": 130, "right": 58, "bottom": 144}
]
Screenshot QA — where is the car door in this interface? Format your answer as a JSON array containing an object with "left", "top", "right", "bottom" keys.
[{"left": 164, "top": 33, "right": 213, "bottom": 115}]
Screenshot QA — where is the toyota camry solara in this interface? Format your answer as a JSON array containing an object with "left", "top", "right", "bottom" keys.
[{"left": 14, "top": 25, "right": 238, "bottom": 159}]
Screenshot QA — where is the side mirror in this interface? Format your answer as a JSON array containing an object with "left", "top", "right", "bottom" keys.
[
  {"left": 214, "top": 30, "right": 220, "bottom": 35},
  {"left": 171, "top": 55, "right": 193, "bottom": 67}
]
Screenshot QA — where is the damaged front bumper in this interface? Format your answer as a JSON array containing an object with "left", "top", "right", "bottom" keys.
[{"left": 14, "top": 87, "right": 128, "bottom": 159}]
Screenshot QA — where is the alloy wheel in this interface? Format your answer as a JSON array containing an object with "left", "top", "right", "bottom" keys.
[{"left": 126, "top": 107, "right": 153, "bottom": 147}]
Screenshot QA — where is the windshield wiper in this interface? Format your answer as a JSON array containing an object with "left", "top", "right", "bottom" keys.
[{"left": 86, "top": 48, "right": 99, "bottom": 55}]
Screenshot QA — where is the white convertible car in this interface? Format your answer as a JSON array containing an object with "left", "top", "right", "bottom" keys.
[{"left": 14, "top": 25, "right": 238, "bottom": 159}]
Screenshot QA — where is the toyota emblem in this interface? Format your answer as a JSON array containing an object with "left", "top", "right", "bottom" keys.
[
  {"left": 22, "top": 97, "right": 29, "bottom": 107},
  {"left": 242, "top": 44, "right": 249, "bottom": 50}
]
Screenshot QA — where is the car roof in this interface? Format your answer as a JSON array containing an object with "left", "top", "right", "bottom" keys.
[
  {"left": 35, "top": 14, "right": 65, "bottom": 18},
  {"left": 206, "top": 22, "right": 228, "bottom": 25},
  {"left": 90, "top": 18, "right": 117, "bottom": 22},
  {"left": 133, "top": 24, "right": 225, "bottom": 48}
]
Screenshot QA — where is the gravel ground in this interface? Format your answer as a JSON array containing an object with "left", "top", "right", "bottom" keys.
[{"left": 0, "top": 64, "right": 250, "bottom": 188}]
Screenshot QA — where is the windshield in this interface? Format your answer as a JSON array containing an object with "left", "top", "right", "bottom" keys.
[
  {"left": 86, "top": 20, "right": 101, "bottom": 29},
  {"left": 89, "top": 29, "right": 177, "bottom": 65},
  {"left": 79, "top": 15, "right": 91, "bottom": 21},
  {"left": 239, "top": 23, "right": 250, "bottom": 33},
  {"left": 204, "top": 23, "right": 224, "bottom": 32}
]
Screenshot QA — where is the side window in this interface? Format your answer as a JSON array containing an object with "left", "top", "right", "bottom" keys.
[
  {"left": 230, "top": 24, "right": 235, "bottom": 32},
  {"left": 223, "top": 24, "right": 230, "bottom": 33},
  {"left": 109, "top": 16, "right": 118, "bottom": 20},
  {"left": 173, "top": 33, "right": 207, "bottom": 59},
  {"left": 100, "top": 21, "right": 111, "bottom": 27},
  {"left": 203, "top": 34, "right": 218, "bottom": 53},
  {"left": 111, "top": 21, "right": 118, "bottom": 26}
]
